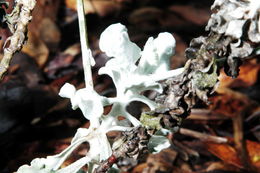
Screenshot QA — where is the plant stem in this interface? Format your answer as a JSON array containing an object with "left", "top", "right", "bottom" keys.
[
  {"left": 179, "top": 128, "right": 228, "bottom": 143},
  {"left": 77, "top": 0, "right": 94, "bottom": 88},
  {"left": 232, "top": 107, "right": 256, "bottom": 172}
]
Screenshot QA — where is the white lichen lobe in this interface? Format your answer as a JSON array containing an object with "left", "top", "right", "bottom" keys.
[{"left": 17, "top": 23, "right": 180, "bottom": 173}]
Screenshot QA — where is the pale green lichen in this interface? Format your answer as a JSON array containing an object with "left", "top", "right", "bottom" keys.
[
  {"left": 140, "top": 113, "right": 162, "bottom": 130},
  {"left": 192, "top": 61, "right": 218, "bottom": 90}
]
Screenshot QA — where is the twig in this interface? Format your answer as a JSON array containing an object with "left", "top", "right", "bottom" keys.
[
  {"left": 0, "top": 0, "right": 36, "bottom": 80},
  {"left": 232, "top": 107, "right": 257, "bottom": 172},
  {"left": 173, "top": 140, "right": 199, "bottom": 158},
  {"left": 179, "top": 128, "right": 228, "bottom": 143},
  {"left": 189, "top": 109, "right": 229, "bottom": 120},
  {"left": 94, "top": 126, "right": 150, "bottom": 173},
  {"left": 77, "top": 0, "right": 94, "bottom": 88}
]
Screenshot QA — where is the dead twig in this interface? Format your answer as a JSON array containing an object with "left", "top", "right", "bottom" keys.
[
  {"left": 232, "top": 107, "right": 257, "bottom": 172},
  {"left": 179, "top": 128, "right": 228, "bottom": 143},
  {"left": 189, "top": 109, "right": 229, "bottom": 120},
  {"left": 94, "top": 126, "right": 150, "bottom": 173}
]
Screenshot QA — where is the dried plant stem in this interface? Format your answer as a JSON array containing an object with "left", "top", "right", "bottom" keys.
[
  {"left": 0, "top": 0, "right": 36, "bottom": 80},
  {"left": 232, "top": 108, "right": 256, "bottom": 172},
  {"left": 94, "top": 126, "right": 150, "bottom": 173},
  {"left": 179, "top": 128, "right": 228, "bottom": 143},
  {"left": 77, "top": 0, "right": 93, "bottom": 88}
]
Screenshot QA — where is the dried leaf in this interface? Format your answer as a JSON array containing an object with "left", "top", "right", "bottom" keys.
[
  {"left": 65, "top": 0, "right": 121, "bottom": 17},
  {"left": 206, "top": 161, "right": 240, "bottom": 172},
  {"left": 132, "top": 163, "right": 147, "bottom": 173},
  {"left": 142, "top": 149, "right": 178, "bottom": 173},
  {"left": 44, "top": 44, "right": 80, "bottom": 78},
  {"left": 38, "top": 18, "right": 61, "bottom": 51},
  {"left": 21, "top": 31, "right": 49, "bottom": 67},
  {"left": 209, "top": 87, "right": 256, "bottom": 118},
  {"left": 247, "top": 140, "right": 260, "bottom": 168},
  {"left": 206, "top": 142, "right": 243, "bottom": 169},
  {"left": 27, "top": 0, "right": 61, "bottom": 52},
  {"left": 205, "top": 140, "right": 260, "bottom": 170},
  {"left": 31, "top": 0, "right": 60, "bottom": 23}
]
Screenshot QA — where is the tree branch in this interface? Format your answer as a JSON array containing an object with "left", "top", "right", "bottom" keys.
[{"left": 0, "top": 0, "right": 36, "bottom": 79}]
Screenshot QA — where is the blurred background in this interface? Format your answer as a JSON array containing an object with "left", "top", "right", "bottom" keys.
[{"left": 1, "top": 0, "right": 260, "bottom": 172}]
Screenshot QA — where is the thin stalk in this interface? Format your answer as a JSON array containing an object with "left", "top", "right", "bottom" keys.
[
  {"left": 179, "top": 128, "right": 228, "bottom": 143},
  {"left": 77, "top": 0, "right": 94, "bottom": 88},
  {"left": 232, "top": 108, "right": 256, "bottom": 172}
]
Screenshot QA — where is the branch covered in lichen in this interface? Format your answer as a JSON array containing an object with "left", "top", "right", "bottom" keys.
[
  {"left": 94, "top": 126, "right": 150, "bottom": 173},
  {"left": 0, "top": 0, "right": 36, "bottom": 79},
  {"left": 14, "top": 0, "right": 260, "bottom": 172},
  {"left": 140, "top": 0, "right": 260, "bottom": 133},
  {"left": 91, "top": 1, "right": 260, "bottom": 172},
  {"left": 93, "top": 1, "right": 260, "bottom": 171}
]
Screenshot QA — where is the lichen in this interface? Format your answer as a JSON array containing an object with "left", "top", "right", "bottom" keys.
[
  {"left": 140, "top": 113, "right": 162, "bottom": 130},
  {"left": 192, "top": 61, "right": 218, "bottom": 90}
]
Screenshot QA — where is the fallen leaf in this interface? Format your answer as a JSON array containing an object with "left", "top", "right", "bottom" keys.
[
  {"left": 132, "top": 163, "right": 147, "bottom": 173},
  {"left": 31, "top": 0, "right": 61, "bottom": 23},
  {"left": 44, "top": 44, "right": 80, "bottom": 78},
  {"left": 23, "top": 0, "right": 61, "bottom": 62},
  {"left": 49, "top": 73, "right": 76, "bottom": 90},
  {"left": 65, "top": 0, "right": 122, "bottom": 17},
  {"left": 63, "top": 43, "right": 81, "bottom": 56},
  {"left": 142, "top": 149, "right": 178, "bottom": 173},
  {"left": 247, "top": 140, "right": 260, "bottom": 168},
  {"left": 205, "top": 140, "right": 260, "bottom": 170},
  {"left": 29, "top": 0, "right": 61, "bottom": 43},
  {"left": 38, "top": 18, "right": 61, "bottom": 51},
  {"left": 206, "top": 161, "right": 240, "bottom": 172},
  {"left": 209, "top": 87, "right": 257, "bottom": 118},
  {"left": 22, "top": 31, "right": 49, "bottom": 67},
  {"left": 206, "top": 142, "right": 243, "bottom": 169}
]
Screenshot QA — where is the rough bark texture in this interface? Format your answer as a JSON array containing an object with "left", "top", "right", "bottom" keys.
[
  {"left": 94, "top": 126, "right": 150, "bottom": 173},
  {"left": 0, "top": 0, "right": 36, "bottom": 79}
]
